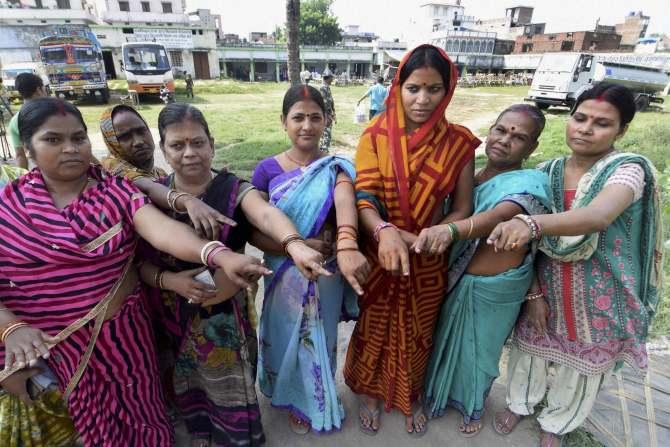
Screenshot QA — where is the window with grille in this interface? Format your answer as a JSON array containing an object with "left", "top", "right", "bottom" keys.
[
  {"left": 119, "top": 1, "right": 129, "bottom": 12},
  {"left": 162, "top": 2, "right": 173, "bottom": 13},
  {"left": 169, "top": 51, "right": 183, "bottom": 67},
  {"left": 141, "top": 2, "right": 150, "bottom": 12}
]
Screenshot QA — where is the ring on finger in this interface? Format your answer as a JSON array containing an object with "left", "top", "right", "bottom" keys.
[{"left": 511, "top": 242, "right": 518, "bottom": 249}]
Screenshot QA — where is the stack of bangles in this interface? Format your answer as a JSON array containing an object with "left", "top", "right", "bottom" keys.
[
  {"left": 281, "top": 233, "right": 305, "bottom": 256},
  {"left": 200, "top": 241, "right": 231, "bottom": 267},
  {"left": 153, "top": 268, "right": 167, "bottom": 290},
  {"left": 525, "top": 291, "right": 544, "bottom": 301},
  {"left": 373, "top": 221, "right": 397, "bottom": 242},
  {"left": 0, "top": 320, "right": 29, "bottom": 343},
  {"left": 337, "top": 224, "right": 359, "bottom": 254},
  {"left": 512, "top": 214, "right": 543, "bottom": 241},
  {"left": 166, "top": 189, "right": 192, "bottom": 214}
]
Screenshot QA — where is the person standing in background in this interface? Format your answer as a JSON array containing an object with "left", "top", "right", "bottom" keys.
[
  {"left": 357, "top": 77, "right": 388, "bottom": 120},
  {"left": 319, "top": 69, "right": 336, "bottom": 152},
  {"left": 185, "top": 72, "right": 194, "bottom": 99},
  {"left": 7, "top": 73, "right": 47, "bottom": 169}
]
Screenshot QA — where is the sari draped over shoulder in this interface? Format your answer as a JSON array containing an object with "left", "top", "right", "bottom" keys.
[
  {"left": 258, "top": 155, "right": 357, "bottom": 433},
  {"left": 0, "top": 165, "right": 173, "bottom": 446},
  {"left": 344, "top": 44, "right": 480, "bottom": 416},
  {"left": 98, "top": 105, "right": 167, "bottom": 181},
  {"left": 514, "top": 152, "right": 663, "bottom": 375},
  {"left": 0, "top": 165, "right": 78, "bottom": 447},
  {"left": 424, "top": 170, "right": 551, "bottom": 423},
  {"left": 145, "top": 170, "right": 264, "bottom": 447}
]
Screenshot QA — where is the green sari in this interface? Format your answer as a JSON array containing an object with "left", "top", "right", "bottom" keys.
[
  {"left": 424, "top": 169, "right": 550, "bottom": 422},
  {"left": 514, "top": 152, "right": 663, "bottom": 375}
]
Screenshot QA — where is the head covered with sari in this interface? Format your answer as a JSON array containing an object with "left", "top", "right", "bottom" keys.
[
  {"left": 356, "top": 44, "right": 479, "bottom": 231},
  {"left": 99, "top": 104, "right": 167, "bottom": 181},
  {"left": 345, "top": 45, "right": 480, "bottom": 415}
]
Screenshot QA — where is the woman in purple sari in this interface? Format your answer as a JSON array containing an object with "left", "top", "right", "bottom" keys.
[{"left": 252, "top": 85, "right": 370, "bottom": 435}]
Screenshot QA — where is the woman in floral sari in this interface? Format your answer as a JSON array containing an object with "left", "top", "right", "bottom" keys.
[
  {"left": 344, "top": 44, "right": 480, "bottom": 436},
  {"left": 252, "top": 84, "right": 369, "bottom": 435},
  {"left": 489, "top": 84, "right": 663, "bottom": 447},
  {"left": 140, "top": 103, "right": 329, "bottom": 447},
  {"left": 421, "top": 104, "right": 550, "bottom": 437}
]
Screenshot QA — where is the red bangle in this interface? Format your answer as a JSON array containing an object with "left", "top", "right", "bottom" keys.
[
  {"left": 373, "top": 222, "right": 397, "bottom": 242},
  {"left": 206, "top": 245, "right": 231, "bottom": 267}
]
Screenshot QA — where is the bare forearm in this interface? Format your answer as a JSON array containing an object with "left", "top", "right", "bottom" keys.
[
  {"left": 249, "top": 229, "right": 283, "bottom": 255},
  {"left": 534, "top": 209, "right": 610, "bottom": 236},
  {"left": 334, "top": 182, "right": 358, "bottom": 231},
  {"left": 452, "top": 202, "right": 523, "bottom": 240},
  {"left": 134, "top": 178, "right": 172, "bottom": 210},
  {"left": 134, "top": 205, "right": 205, "bottom": 264},
  {"left": 359, "top": 207, "right": 384, "bottom": 238}
]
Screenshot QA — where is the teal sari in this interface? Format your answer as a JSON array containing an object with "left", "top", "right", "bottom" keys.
[{"left": 424, "top": 169, "right": 551, "bottom": 422}]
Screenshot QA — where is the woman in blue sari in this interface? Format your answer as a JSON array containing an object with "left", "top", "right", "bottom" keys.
[
  {"left": 251, "top": 85, "right": 370, "bottom": 434},
  {"left": 416, "top": 105, "right": 551, "bottom": 437}
]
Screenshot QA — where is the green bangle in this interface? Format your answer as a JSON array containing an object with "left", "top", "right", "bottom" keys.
[{"left": 446, "top": 222, "right": 460, "bottom": 241}]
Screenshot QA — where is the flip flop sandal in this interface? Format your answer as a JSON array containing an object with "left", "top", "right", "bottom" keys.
[
  {"left": 459, "top": 420, "right": 483, "bottom": 438},
  {"left": 358, "top": 403, "right": 380, "bottom": 436},
  {"left": 493, "top": 408, "right": 522, "bottom": 435},
  {"left": 288, "top": 413, "right": 310, "bottom": 435},
  {"left": 408, "top": 409, "right": 428, "bottom": 438}
]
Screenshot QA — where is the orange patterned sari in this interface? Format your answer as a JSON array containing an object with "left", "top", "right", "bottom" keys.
[{"left": 344, "top": 45, "right": 480, "bottom": 415}]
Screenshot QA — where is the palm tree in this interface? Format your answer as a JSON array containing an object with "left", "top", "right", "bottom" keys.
[{"left": 286, "top": 0, "right": 301, "bottom": 85}]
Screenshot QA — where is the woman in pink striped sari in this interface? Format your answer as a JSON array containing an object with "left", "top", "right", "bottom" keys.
[{"left": 0, "top": 97, "right": 270, "bottom": 446}]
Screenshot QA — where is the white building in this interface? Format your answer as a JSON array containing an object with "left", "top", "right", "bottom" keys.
[{"left": 89, "top": 1, "right": 219, "bottom": 79}]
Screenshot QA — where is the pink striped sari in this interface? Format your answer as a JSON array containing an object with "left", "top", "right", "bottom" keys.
[{"left": 0, "top": 165, "right": 173, "bottom": 446}]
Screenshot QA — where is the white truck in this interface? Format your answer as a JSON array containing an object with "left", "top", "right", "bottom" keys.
[{"left": 526, "top": 52, "right": 668, "bottom": 111}]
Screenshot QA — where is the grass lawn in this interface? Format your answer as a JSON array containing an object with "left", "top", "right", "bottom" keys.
[{"left": 22, "top": 81, "right": 670, "bottom": 340}]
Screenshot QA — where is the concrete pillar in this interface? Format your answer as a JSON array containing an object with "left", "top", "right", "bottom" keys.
[
  {"left": 301, "top": 61, "right": 305, "bottom": 71},
  {"left": 250, "top": 59, "right": 255, "bottom": 82},
  {"left": 275, "top": 61, "right": 280, "bottom": 82},
  {"left": 346, "top": 61, "right": 351, "bottom": 78},
  {"left": 222, "top": 59, "right": 228, "bottom": 78}
]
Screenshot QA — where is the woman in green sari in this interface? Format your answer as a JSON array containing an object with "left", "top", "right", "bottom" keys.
[
  {"left": 417, "top": 104, "right": 550, "bottom": 437},
  {"left": 489, "top": 84, "right": 663, "bottom": 447}
]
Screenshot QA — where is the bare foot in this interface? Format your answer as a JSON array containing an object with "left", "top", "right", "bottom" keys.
[
  {"left": 540, "top": 430, "right": 563, "bottom": 447},
  {"left": 288, "top": 413, "right": 310, "bottom": 435}
]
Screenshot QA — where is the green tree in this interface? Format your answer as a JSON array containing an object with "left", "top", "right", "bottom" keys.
[{"left": 299, "top": 0, "right": 342, "bottom": 46}]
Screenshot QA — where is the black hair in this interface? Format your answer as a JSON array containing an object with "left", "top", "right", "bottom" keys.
[
  {"left": 398, "top": 45, "right": 451, "bottom": 87},
  {"left": 377, "top": 76, "right": 384, "bottom": 84},
  {"left": 15, "top": 72, "right": 44, "bottom": 99},
  {"left": 572, "top": 83, "right": 636, "bottom": 129},
  {"left": 18, "top": 97, "right": 86, "bottom": 155},
  {"left": 494, "top": 104, "right": 546, "bottom": 140},
  {"left": 111, "top": 105, "right": 149, "bottom": 128},
  {"left": 281, "top": 84, "right": 325, "bottom": 116},
  {"left": 157, "top": 103, "right": 212, "bottom": 145}
]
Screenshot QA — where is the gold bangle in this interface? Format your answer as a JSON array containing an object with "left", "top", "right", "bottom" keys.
[
  {"left": 171, "top": 192, "right": 191, "bottom": 214},
  {"left": 466, "top": 218, "right": 474, "bottom": 239},
  {"left": 1, "top": 321, "right": 29, "bottom": 343},
  {"left": 158, "top": 271, "right": 166, "bottom": 290}
]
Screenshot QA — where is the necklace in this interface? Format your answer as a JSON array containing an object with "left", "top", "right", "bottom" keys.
[{"left": 284, "top": 150, "right": 317, "bottom": 168}]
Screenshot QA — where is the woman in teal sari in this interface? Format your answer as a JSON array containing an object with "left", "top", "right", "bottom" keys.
[
  {"left": 416, "top": 104, "right": 550, "bottom": 437},
  {"left": 489, "top": 84, "right": 663, "bottom": 447},
  {"left": 252, "top": 85, "right": 369, "bottom": 434}
]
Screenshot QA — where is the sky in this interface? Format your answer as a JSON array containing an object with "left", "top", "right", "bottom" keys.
[{"left": 187, "top": 0, "right": 669, "bottom": 40}]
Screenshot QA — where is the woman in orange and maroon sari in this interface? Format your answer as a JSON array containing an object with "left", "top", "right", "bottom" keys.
[{"left": 344, "top": 44, "right": 480, "bottom": 436}]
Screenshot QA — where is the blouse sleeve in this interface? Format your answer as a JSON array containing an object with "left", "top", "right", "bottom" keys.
[
  {"left": 604, "top": 163, "right": 646, "bottom": 203},
  {"left": 117, "top": 177, "right": 151, "bottom": 221},
  {"left": 251, "top": 161, "right": 270, "bottom": 193}
]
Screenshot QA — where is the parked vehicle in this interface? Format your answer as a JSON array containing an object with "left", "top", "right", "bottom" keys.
[
  {"left": 121, "top": 42, "right": 174, "bottom": 100},
  {"left": 526, "top": 52, "right": 668, "bottom": 111},
  {"left": 39, "top": 35, "right": 109, "bottom": 103},
  {"left": 0, "top": 62, "right": 50, "bottom": 100}
]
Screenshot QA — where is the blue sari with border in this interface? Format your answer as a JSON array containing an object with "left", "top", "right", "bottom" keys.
[
  {"left": 258, "top": 155, "right": 357, "bottom": 433},
  {"left": 424, "top": 169, "right": 551, "bottom": 423}
]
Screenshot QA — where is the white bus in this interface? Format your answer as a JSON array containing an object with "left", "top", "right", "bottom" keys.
[{"left": 121, "top": 42, "right": 174, "bottom": 100}]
